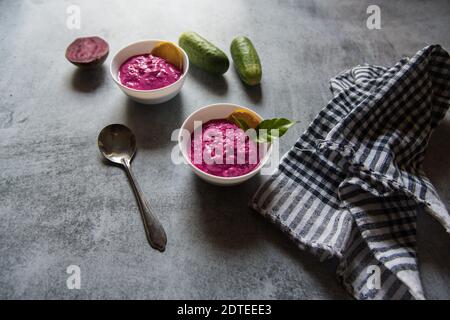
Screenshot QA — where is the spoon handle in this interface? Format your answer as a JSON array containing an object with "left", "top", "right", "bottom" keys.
[{"left": 122, "top": 160, "right": 167, "bottom": 251}]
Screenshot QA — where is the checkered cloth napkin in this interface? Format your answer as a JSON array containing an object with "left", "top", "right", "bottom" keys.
[{"left": 251, "top": 45, "right": 450, "bottom": 300}]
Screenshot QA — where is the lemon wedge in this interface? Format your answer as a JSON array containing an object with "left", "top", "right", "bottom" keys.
[
  {"left": 227, "top": 108, "right": 261, "bottom": 129},
  {"left": 151, "top": 41, "right": 183, "bottom": 70}
]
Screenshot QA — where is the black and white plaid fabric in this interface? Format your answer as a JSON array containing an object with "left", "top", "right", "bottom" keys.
[{"left": 251, "top": 45, "right": 450, "bottom": 300}]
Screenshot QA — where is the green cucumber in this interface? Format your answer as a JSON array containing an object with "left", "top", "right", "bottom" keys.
[
  {"left": 230, "top": 36, "right": 262, "bottom": 86},
  {"left": 178, "top": 31, "right": 229, "bottom": 75}
]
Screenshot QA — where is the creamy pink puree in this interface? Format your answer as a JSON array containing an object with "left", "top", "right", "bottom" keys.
[
  {"left": 118, "top": 54, "right": 181, "bottom": 90},
  {"left": 190, "top": 119, "right": 260, "bottom": 177}
]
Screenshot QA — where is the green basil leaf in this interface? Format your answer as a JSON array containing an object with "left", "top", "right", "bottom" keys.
[{"left": 255, "top": 118, "right": 296, "bottom": 143}]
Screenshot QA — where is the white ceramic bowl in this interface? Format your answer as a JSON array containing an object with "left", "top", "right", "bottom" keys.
[
  {"left": 178, "top": 103, "right": 272, "bottom": 186},
  {"left": 110, "top": 39, "right": 189, "bottom": 104}
]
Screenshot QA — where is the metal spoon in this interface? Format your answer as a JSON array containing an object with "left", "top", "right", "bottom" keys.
[{"left": 98, "top": 124, "right": 167, "bottom": 252}]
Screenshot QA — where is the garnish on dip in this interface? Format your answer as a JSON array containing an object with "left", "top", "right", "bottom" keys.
[
  {"left": 227, "top": 108, "right": 260, "bottom": 130},
  {"left": 151, "top": 41, "right": 184, "bottom": 70},
  {"left": 227, "top": 109, "right": 296, "bottom": 143}
]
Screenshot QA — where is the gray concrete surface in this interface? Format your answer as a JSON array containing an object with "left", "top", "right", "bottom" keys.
[{"left": 0, "top": 0, "right": 449, "bottom": 299}]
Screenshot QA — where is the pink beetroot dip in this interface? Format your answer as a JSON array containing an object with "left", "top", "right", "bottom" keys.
[
  {"left": 190, "top": 119, "right": 260, "bottom": 177},
  {"left": 118, "top": 54, "right": 182, "bottom": 90}
]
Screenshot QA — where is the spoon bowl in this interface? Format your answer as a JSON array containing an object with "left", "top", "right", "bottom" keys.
[{"left": 98, "top": 124, "right": 136, "bottom": 165}]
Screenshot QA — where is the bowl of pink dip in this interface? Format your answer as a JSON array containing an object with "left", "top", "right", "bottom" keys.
[
  {"left": 110, "top": 40, "right": 189, "bottom": 104},
  {"left": 179, "top": 103, "right": 273, "bottom": 186}
]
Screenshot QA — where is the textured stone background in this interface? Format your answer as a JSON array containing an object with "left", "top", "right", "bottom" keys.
[{"left": 0, "top": 0, "right": 449, "bottom": 299}]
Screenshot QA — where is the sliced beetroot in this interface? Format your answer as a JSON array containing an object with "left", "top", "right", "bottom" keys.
[{"left": 65, "top": 36, "right": 109, "bottom": 68}]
